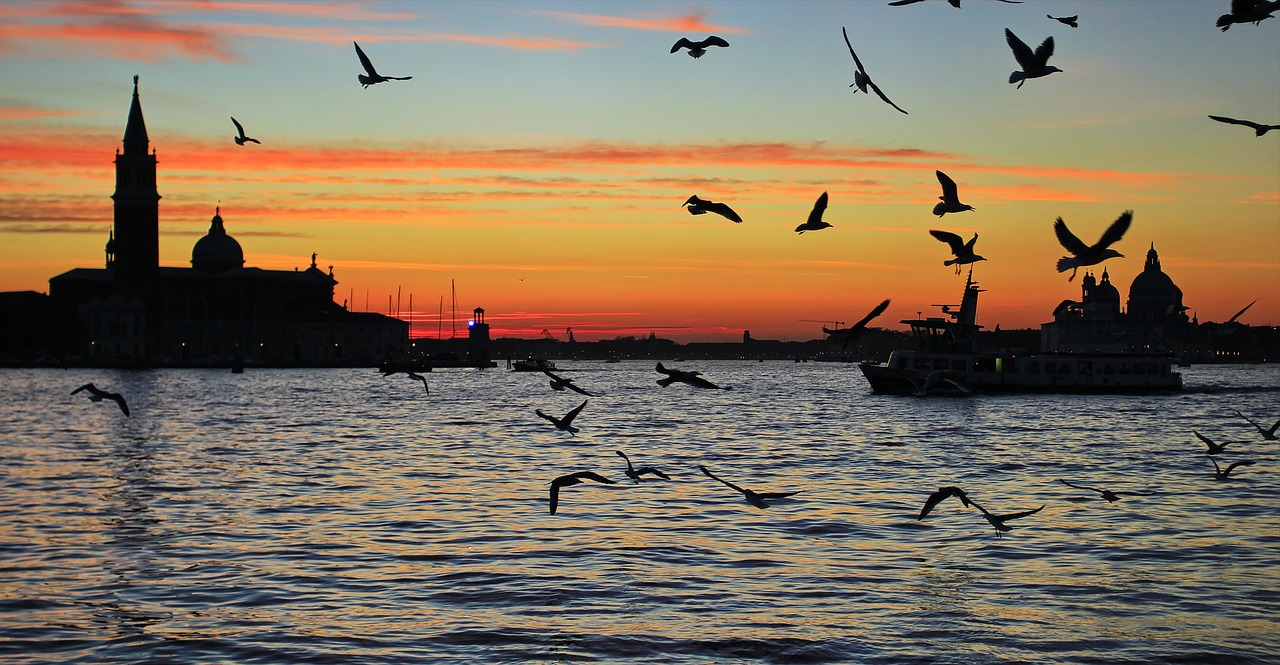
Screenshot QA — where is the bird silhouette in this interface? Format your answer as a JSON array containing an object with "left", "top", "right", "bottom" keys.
[
  {"left": 932, "top": 171, "right": 974, "bottom": 217},
  {"left": 1208, "top": 115, "right": 1280, "bottom": 136},
  {"left": 1234, "top": 410, "right": 1279, "bottom": 440},
  {"left": 354, "top": 41, "right": 412, "bottom": 88},
  {"left": 1005, "top": 28, "right": 1062, "bottom": 89},
  {"left": 70, "top": 383, "right": 130, "bottom": 416},
  {"left": 230, "top": 117, "right": 259, "bottom": 146},
  {"left": 655, "top": 362, "right": 728, "bottom": 390},
  {"left": 824, "top": 299, "right": 890, "bottom": 348},
  {"left": 1058, "top": 479, "right": 1154, "bottom": 503},
  {"left": 699, "top": 465, "right": 800, "bottom": 509},
  {"left": 543, "top": 369, "right": 595, "bottom": 396},
  {"left": 929, "top": 230, "right": 985, "bottom": 274},
  {"left": 1210, "top": 457, "right": 1255, "bottom": 480},
  {"left": 535, "top": 399, "right": 588, "bottom": 435},
  {"left": 917, "top": 486, "right": 972, "bottom": 520},
  {"left": 1193, "top": 430, "right": 1232, "bottom": 455},
  {"left": 616, "top": 450, "right": 671, "bottom": 483},
  {"left": 405, "top": 371, "right": 429, "bottom": 392},
  {"left": 670, "top": 36, "right": 730, "bottom": 58},
  {"left": 548, "top": 471, "right": 616, "bottom": 514},
  {"left": 795, "top": 191, "right": 832, "bottom": 233},
  {"left": 842, "top": 27, "right": 907, "bottom": 114},
  {"left": 975, "top": 502, "right": 1043, "bottom": 538},
  {"left": 1053, "top": 210, "right": 1132, "bottom": 281},
  {"left": 908, "top": 369, "right": 972, "bottom": 396},
  {"left": 1047, "top": 14, "right": 1079, "bottom": 28},
  {"left": 683, "top": 195, "right": 743, "bottom": 223},
  {"left": 1216, "top": 0, "right": 1279, "bottom": 31}
]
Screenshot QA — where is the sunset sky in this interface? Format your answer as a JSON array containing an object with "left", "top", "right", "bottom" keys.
[{"left": 2, "top": 0, "right": 1277, "bottom": 341}]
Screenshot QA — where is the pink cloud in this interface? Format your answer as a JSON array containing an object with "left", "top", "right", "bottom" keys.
[{"left": 535, "top": 10, "right": 749, "bottom": 34}]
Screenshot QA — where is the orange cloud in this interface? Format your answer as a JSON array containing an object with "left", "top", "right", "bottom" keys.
[
  {"left": 535, "top": 10, "right": 749, "bottom": 34},
  {"left": 0, "top": 106, "right": 88, "bottom": 121},
  {"left": 0, "top": 16, "right": 237, "bottom": 61}
]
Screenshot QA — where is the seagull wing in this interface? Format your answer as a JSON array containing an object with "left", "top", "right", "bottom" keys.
[
  {"left": 757, "top": 490, "right": 801, "bottom": 500},
  {"left": 867, "top": 80, "right": 909, "bottom": 114},
  {"left": 1224, "top": 460, "right": 1255, "bottom": 476},
  {"left": 929, "top": 229, "right": 965, "bottom": 254},
  {"left": 1005, "top": 29, "right": 1035, "bottom": 69},
  {"left": 71, "top": 383, "right": 94, "bottom": 395},
  {"left": 852, "top": 299, "right": 891, "bottom": 329},
  {"left": 671, "top": 37, "right": 695, "bottom": 53},
  {"left": 996, "top": 504, "right": 1044, "bottom": 522},
  {"left": 1093, "top": 210, "right": 1133, "bottom": 250},
  {"left": 1053, "top": 217, "right": 1089, "bottom": 256},
  {"left": 1194, "top": 430, "right": 1222, "bottom": 452},
  {"left": 231, "top": 116, "right": 246, "bottom": 138},
  {"left": 353, "top": 41, "right": 379, "bottom": 77},
  {"left": 1058, "top": 479, "right": 1103, "bottom": 495},
  {"left": 561, "top": 400, "right": 588, "bottom": 426},
  {"left": 935, "top": 171, "right": 960, "bottom": 203},
  {"left": 1032, "top": 36, "right": 1055, "bottom": 67},
  {"left": 708, "top": 201, "right": 743, "bottom": 223},
  {"left": 636, "top": 467, "right": 671, "bottom": 480},
  {"left": 703, "top": 35, "right": 730, "bottom": 48},
  {"left": 570, "top": 470, "right": 615, "bottom": 485},
  {"left": 842, "top": 27, "right": 867, "bottom": 76},
  {"left": 1226, "top": 299, "right": 1257, "bottom": 324},
  {"left": 535, "top": 409, "right": 558, "bottom": 425},
  {"left": 808, "top": 191, "right": 829, "bottom": 225},
  {"left": 699, "top": 465, "right": 748, "bottom": 495}
]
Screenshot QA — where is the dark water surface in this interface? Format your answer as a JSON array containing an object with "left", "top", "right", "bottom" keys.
[{"left": 2, "top": 363, "right": 1278, "bottom": 664}]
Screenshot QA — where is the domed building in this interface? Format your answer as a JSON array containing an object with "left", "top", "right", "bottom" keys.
[
  {"left": 1127, "top": 244, "right": 1189, "bottom": 325},
  {"left": 43, "top": 77, "right": 408, "bottom": 366}
]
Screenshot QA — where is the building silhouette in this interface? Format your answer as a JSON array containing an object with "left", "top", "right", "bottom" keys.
[{"left": 28, "top": 77, "right": 407, "bottom": 367}]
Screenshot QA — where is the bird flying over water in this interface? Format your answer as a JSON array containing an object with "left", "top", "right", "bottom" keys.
[
  {"left": 917, "top": 486, "right": 972, "bottom": 520},
  {"left": 1216, "top": 0, "right": 1279, "bottom": 31},
  {"left": 1207, "top": 115, "right": 1280, "bottom": 136},
  {"left": 405, "top": 371, "right": 429, "bottom": 392},
  {"left": 1193, "top": 430, "right": 1232, "bottom": 455},
  {"left": 975, "top": 502, "right": 1043, "bottom": 538},
  {"left": 354, "top": 41, "right": 412, "bottom": 88},
  {"left": 230, "top": 117, "right": 259, "bottom": 146},
  {"left": 824, "top": 299, "right": 890, "bottom": 348},
  {"left": 1005, "top": 28, "right": 1062, "bottom": 89},
  {"left": 1047, "top": 14, "right": 1079, "bottom": 28},
  {"left": 683, "top": 195, "right": 743, "bottom": 223},
  {"left": 1058, "top": 479, "right": 1154, "bottom": 503},
  {"left": 932, "top": 171, "right": 973, "bottom": 217},
  {"left": 908, "top": 370, "right": 971, "bottom": 396},
  {"left": 543, "top": 369, "right": 594, "bottom": 396},
  {"left": 929, "top": 230, "right": 985, "bottom": 274},
  {"left": 536, "top": 400, "right": 588, "bottom": 435},
  {"left": 1053, "top": 210, "right": 1132, "bottom": 281},
  {"left": 1210, "top": 457, "right": 1255, "bottom": 480},
  {"left": 616, "top": 450, "right": 671, "bottom": 484},
  {"left": 842, "top": 27, "right": 907, "bottom": 114},
  {"left": 655, "top": 362, "right": 728, "bottom": 390},
  {"left": 795, "top": 191, "right": 832, "bottom": 233},
  {"left": 671, "top": 36, "right": 729, "bottom": 58},
  {"left": 71, "top": 383, "right": 130, "bottom": 416},
  {"left": 548, "top": 471, "right": 616, "bottom": 514},
  {"left": 1234, "top": 410, "right": 1279, "bottom": 440},
  {"left": 699, "top": 465, "right": 800, "bottom": 509}
]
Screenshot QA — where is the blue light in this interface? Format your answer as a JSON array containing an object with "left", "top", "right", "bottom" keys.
[{"left": 467, "top": 319, "right": 475, "bottom": 328}]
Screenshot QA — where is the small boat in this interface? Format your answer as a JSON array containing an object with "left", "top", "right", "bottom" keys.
[
  {"left": 859, "top": 271, "right": 1182, "bottom": 395},
  {"left": 511, "top": 357, "right": 555, "bottom": 372}
]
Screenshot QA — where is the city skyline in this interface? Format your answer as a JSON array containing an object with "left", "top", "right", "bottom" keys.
[{"left": 2, "top": 0, "right": 1277, "bottom": 341}]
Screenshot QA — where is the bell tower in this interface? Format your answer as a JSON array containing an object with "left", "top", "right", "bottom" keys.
[{"left": 112, "top": 75, "right": 161, "bottom": 282}]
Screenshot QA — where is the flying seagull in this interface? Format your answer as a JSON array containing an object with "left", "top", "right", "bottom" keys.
[
  {"left": 70, "top": 383, "right": 130, "bottom": 416},
  {"left": 842, "top": 27, "right": 907, "bottom": 114},
  {"left": 683, "top": 195, "right": 743, "bottom": 223},
  {"left": 917, "top": 486, "right": 973, "bottom": 520},
  {"left": 535, "top": 399, "right": 588, "bottom": 436},
  {"left": 975, "top": 502, "right": 1044, "bottom": 538},
  {"left": 1047, "top": 14, "right": 1079, "bottom": 27},
  {"left": 1207, "top": 115, "right": 1280, "bottom": 136},
  {"left": 932, "top": 171, "right": 974, "bottom": 217},
  {"left": 1210, "top": 457, "right": 1255, "bottom": 480},
  {"left": 543, "top": 369, "right": 594, "bottom": 396},
  {"left": 1216, "top": 0, "right": 1279, "bottom": 31},
  {"left": 655, "top": 362, "right": 728, "bottom": 390},
  {"left": 1005, "top": 28, "right": 1062, "bottom": 89},
  {"left": 671, "top": 36, "right": 730, "bottom": 58},
  {"left": 1234, "top": 410, "right": 1279, "bottom": 440},
  {"left": 795, "top": 191, "right": 832, "bottom": 233},
  {"left": 824, "top": 298, "right": 891, "bottom": 348},
  {"left": 929, "top": 230, "right": 985, "bottom": 274},
  {"left": 405, "top": 371, "right": 429, "bottom": 392},
  {"left": 616, "top": 450, "right": 671, "bottom": 484},
  {"left": 1058, "top": 479, "right": 1154, "bottom": 503},
  {"left": 1193, "top": 430, "right": 1232, "bottom": 455},
  {"left": 354, "top": 41, "right": 412, "bottom": 88},
  {"left": 230, "top": 117, "right": 259, "bottom": 146},
  {"left": 548, "top": 471, "right": 616, "bottom": 514},
  {"left": 699, "top": 465, "right": 800, "bottom": 509},
  {"left": 1053, "top": 210, "right": 1132, "bottom": 281}
]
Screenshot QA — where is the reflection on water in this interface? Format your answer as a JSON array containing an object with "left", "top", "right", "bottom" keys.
[{"left": 0, "top": 363, "right": 1277, "bottom": 664}]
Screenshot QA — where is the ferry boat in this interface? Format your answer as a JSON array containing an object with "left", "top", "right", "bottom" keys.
[
  {"left": 858, "top": 272, "right": 1182, "bottom": 395},
  {"left": 510, "top": 356, "right": 555, "bottom": 372}
]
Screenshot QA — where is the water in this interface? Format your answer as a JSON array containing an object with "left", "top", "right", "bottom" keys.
[{"left": 1, "top": 362, "right": 1277, "bottom": 664}]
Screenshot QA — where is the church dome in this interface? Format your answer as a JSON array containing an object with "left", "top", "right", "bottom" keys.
[
  {"left": 191, "top": 207, "right": 244, "bottom": 273},
  {"left": 1127, "top": 244, "right": 1184, "bottom": 321},
  {"left": 1092, "top": 269, "right": 1120, "bottom": 304}
]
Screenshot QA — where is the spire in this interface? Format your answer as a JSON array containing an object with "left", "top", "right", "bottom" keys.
[
  {"left": 1144, "top": 243, "right": 1160, "bottom": 272},
  {"left": 209, "top": 206, "right": 225, "bottom": 234},
  {"left": 122, "top": 75, "right": 149, "bottom": 155}
]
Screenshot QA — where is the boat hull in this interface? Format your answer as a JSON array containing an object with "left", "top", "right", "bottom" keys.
[{"left": 860, "top": 352, "right": 1182, "bottom": 395}]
